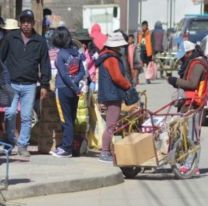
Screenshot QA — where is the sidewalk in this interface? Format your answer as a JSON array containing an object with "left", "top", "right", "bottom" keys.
[{"left": 0, "top": 147, "right": 123, "bottom": 202}]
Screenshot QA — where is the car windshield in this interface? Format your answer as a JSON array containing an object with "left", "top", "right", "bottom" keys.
[{"left": 189, "top": 20, "right": 208, "bottom": 31}]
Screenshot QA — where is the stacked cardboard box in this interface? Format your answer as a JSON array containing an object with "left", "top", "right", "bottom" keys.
[
  {"left": 114, "top": 133, "right": 157, "bottom": 166},
  {"left": 35, "top": 92, "right": 62, "bottom": 153}
]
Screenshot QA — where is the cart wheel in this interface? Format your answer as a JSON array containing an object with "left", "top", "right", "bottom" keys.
[
  {"left": 120, "top": 167, "right": 141, "bottom": 179},
  {"left": 172, "top": 138, "right": 200, "bottom": 179}
]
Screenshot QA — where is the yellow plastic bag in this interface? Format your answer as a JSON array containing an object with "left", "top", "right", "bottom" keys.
[{"left": 88, "top": 94, "right": 106, "bottom": 149}]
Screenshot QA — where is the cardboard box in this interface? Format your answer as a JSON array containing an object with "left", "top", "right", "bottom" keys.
[{"left": 114, "top": 133, "right": 156, "bottom": 166}]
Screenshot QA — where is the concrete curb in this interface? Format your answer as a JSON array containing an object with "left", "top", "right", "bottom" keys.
[{"left": 0, "top": 168, "right": 124, "bottom": 201}]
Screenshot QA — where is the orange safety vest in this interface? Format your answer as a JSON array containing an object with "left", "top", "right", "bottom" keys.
[
  {"left": 138, "top": 30, "right": 153, "bottom": 57},
  {"left": 184, "top": 59, "right": 208, "bottom": 106}
]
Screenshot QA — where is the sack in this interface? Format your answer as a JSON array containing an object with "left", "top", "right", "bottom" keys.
[
  {"left": 125, "top": 87, "right": 139, "bottom": 106},
  {"left": 145, "top": 61, "right": 157, "bottom": 80},
  {"left": 0, "top": 84, "right": 15, "bottom": 107}
]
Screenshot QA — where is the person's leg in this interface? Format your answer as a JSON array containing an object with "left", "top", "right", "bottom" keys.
[
  {"left": 101, "top": 101, "right": 121, "bottom": 153},
  {"left": 54, "top": 88, "right": 78, "bottom": 156},
  {"left": 4, "top": 83, "right": 20, "bottom": 145},
  {"left": 18, "top": 84, "right": 36, "bottom": 149}
]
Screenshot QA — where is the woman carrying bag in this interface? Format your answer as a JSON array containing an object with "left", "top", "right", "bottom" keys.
[{"left": 95, "top": 32, "right": 132, "bottom": 162}]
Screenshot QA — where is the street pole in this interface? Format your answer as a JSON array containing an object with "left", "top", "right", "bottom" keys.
[
  {"left": 139, "top": 0, "right": 142, "bottom": 24},
  {"left": 127, "top": 0, "right": 129, "bottom": 34},
  {"left": 170, "top": 0, "right": 172, "bottom": 28},
  {"left": 173, "top": 0, "right": 176, "bottom": 27},
  {"left": 167, "top": 0, "right": 169, "bottom": 28}
]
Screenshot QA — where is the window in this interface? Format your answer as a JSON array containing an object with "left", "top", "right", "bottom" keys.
[{"left": 189, "top": 20, "right": 208, "bottom": 31}]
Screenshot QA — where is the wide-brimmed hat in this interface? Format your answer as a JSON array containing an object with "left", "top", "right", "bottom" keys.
[
  {"left": 105, "top": 32, "right": 128, "bottom": 48},
  {"left": 2, "top": 18, "right": 19, "bottom": 30},
  {"left": 176, "top": 40, "right": 195, "bottom": 59}
]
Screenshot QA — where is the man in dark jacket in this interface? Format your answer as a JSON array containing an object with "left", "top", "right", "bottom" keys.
[{"left": 0, "top": 9, "right": 51, "bottom": 157}]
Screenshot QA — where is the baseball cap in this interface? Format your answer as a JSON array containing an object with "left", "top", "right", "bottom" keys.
[
  {"left": 19, "top": 9, "right": 34, "bottom": 21},
  {"left": 176, "top": 40, "right": 195, "bottom": 59}
]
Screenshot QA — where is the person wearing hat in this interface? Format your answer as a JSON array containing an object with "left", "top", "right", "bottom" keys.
[
  {"left": 2, "top": 18, "right": 19, "bottom": 31},
  {"left": 95, "top": 31, "right": 131, "bottom": 162},
  {"left": 0, "top": 9, "right": 51, "bottom": 157},
  {"left": 167, "top": 40, "right": 208, "bottom": 175}
]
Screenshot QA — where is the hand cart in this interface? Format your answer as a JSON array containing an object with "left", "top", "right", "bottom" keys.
[
  {"left": 113, "top": 98, "right": 202, "bottom": 179},
  {"left": 154, "top": 52, "right": 180, "bottom": 78}
]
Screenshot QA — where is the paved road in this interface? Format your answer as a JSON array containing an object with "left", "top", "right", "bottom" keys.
[{"left": 7, "top": 77, "right": 208, "bottom": 206}]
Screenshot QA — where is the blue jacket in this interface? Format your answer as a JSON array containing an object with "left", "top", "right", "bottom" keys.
[
  {"left": 96, "top": 53, "right": 126, "bottom": 103},
  {"left": 55, "top": 47, "right": 85, "bottom": 94}
]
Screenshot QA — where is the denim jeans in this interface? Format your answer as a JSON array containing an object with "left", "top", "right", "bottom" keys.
[{"left": 5, "top": 83, "right": 36, "bottom": 147}]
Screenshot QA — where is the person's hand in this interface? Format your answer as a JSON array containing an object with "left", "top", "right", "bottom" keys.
[
  {"left": 167, "top": 76, "right": 177, "bottom": 88},
  {"left": 77, "top": 91, "right": 83, "bottom": 97},
  {"left": 40, "top": 88, "right": 48, "bottom": 100}
]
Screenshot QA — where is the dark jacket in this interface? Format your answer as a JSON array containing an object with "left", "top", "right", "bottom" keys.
[
  {"left": 96, "top": 49, "right": 130, "bottom": 103},
  {"left": 0, "top": 61, "right": 10, "bottom": 85},
  {"left": 0, "top": 30, "right": 51, "bottom": 88},
  {"left": 55, "top": 47, "right": 85, "bottom": 94}
]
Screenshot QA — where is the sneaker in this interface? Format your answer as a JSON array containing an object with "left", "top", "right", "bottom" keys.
[
  {"left": 99, "top": 151, "right": 113, "bottom": 163},
  {"left": 193, "top": 168, "right": 200, "bottom": 176},
  {"left": 179, "top": 166, "right": 200, "bottom": 176},
  {"left": 146, "top": 79, "right": 151, "bottom": 84},
  {"left": 179, "top": 166, "right": 189, "bottom": 174},
  {"left": 51, "top": 147, "right": 72, "bottom": 158},
  {"left": 18, "top": 146, "right": 30, "bottom": 157}
]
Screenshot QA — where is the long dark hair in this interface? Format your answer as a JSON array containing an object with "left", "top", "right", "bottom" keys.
[{"left": 52, "top": 26, "right": 72, "bottom": 48}]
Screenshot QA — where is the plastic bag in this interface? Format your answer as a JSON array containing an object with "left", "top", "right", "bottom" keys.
[{"left": 145, "top": 61, "right": 157, "bottom": 80}]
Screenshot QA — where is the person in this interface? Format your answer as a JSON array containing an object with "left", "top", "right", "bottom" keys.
[
  {"left": 151, "top": 21, "right": 168, "bottom": 54},
  {"left": 127, "top": 34, "right": 142, "bottom": 86},
  {"left": 0, "top": 18, "right": 20, "bottom": 139},
  {"left": 167, "top": 40, "right": 208, "bottom": 175},
  {"left": 137, "top": 21, "right": 153, "bottom": 84},
  {"left": 50, "top": 26, "right": 85, "bottom": 157},
  {"left": 95, "top": 32, "right": 131, "bottom": 162},
  {"left": 0, "top": 9, "right": 51, "bottom": 157}
]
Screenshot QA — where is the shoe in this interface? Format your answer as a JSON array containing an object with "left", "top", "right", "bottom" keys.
[
  {"left": 193, "top": 168, "right": 200, "bottom": 176},
  {"left": 18, "top": 146, "right": 30, "bottom": 157},
  {"left": 179, "top": 166, "right": 200, "bottom": 176},
  {"left": 51, "top": 147, "right": 72, "bottom": 158},
  {"left": 99, "top": 151, "right": 113, "bottom": 163},
  {"left": 179, "top": 166, "right": 189, "bottom": 174},
  {"left": 146, "top": 79, "right": 151, "bottom": 84}
]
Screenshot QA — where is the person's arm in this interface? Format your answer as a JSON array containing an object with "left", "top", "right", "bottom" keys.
[
  {"left": 104, "top": 57, "right": 131, "bottom": 90},
  {"left": 176, "top": 64, "right": 204, "bottom": 90},
  {"left": 56, "top": 52, "right": 80, "bottom": 94},
  {"left": 73, "top": 60, "right": 85, "bottom": 84},
  {"left": 0, "top": 33, "right": 10, "bottom": 62},
  {"left": 168, "top": 64, "right": 204, "bottom": 90},
  {"left": 39, "top": 39, "right": 51, "bottom": 89}
]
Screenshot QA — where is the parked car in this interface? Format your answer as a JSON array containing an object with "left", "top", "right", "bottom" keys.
[{"left": 171, "top": 14, "right": 208, "bottom": 50}]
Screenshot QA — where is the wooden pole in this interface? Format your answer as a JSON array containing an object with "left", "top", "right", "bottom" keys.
[{"left": 32, "top": 0, "right": 44, "bottom": 35}]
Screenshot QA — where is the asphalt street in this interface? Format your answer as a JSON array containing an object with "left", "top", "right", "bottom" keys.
[{"left": 7, "top": 77, "right": 208, "bottom": 206}]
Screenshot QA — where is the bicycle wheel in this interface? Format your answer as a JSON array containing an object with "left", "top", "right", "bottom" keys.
[
  {"left": 120, "top": 166, "right": 141, "bottom": 179},
  {"left": 172, "top": 138, "right": 200, "bottom": 179}
]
